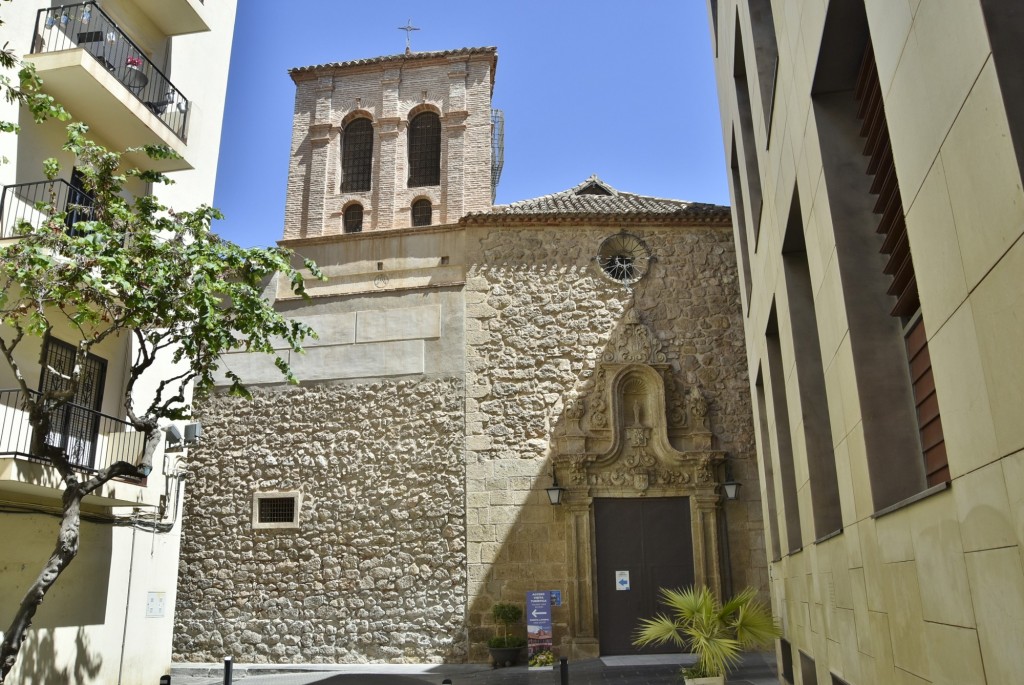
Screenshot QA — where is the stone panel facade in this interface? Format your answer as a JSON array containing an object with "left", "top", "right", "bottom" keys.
[{"left": 174, "top": 379, "right": 467, "bottom": 663}]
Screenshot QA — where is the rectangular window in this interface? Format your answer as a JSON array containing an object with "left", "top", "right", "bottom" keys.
[
  {"left": 780, "top": 638, "right": 794, "bottom": 683},
  {"left": 38, "top": 337, "right": 107, "bottom": 469},
  {"left": 253, "top": 492, "right": 301, "bottom": 529},
  {"left": 979, "top": 1, "right": 1024, "bottom": 178},
  {"left": 765, "top": 306, "right": 803, "bottom": 554},
  {"left": 747, "top": 0, "right": 779, "bottom": 134},
  {"left": 733, "top": 13, "right": 764, "bottom": 241},
  {"left": 755, "top": 368, "right": 783, "bottom": 561},
  {"left": 811, "top": 0, "right": 939, "bottom": 510},
  {"left": 730, "top": 134, "right": 754, "bottom": 310},
  {"left": 799, "top": 650, "right": 819, "bottom": 684},
  {"left": 782, "top": 191, "right": 842, "bottom": 539},
  {"left": 853, "top": 45, "right": 947, "bottom": 487}
]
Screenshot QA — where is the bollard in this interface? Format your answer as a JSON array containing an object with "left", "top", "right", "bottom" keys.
[
  {"left": 223, "top": 656, "right": 233, "bottom": 685},
  {"left": 560, "top": 656, "right": 569, "bottom": 685},
  {"left": 159, "top": 676, "right": 171, "bottom": 685}
]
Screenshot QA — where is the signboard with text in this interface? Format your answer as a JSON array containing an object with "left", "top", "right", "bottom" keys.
[{"left": 526, "top": 590, "right": 553, "bottom": 667}]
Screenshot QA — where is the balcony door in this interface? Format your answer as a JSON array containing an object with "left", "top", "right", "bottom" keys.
[
  {"left": 65, "top": 167, "right": 93, "bottom": 234},
  {"left": 39, "top": 338, "right": 107, "bottom": 470}
]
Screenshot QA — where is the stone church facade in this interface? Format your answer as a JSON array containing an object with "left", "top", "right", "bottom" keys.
[{"left": 173, "top": 47, "right": 766, "bottom": 664}]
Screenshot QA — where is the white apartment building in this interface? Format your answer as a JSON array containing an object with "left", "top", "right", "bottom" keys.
[{"left": 0, "top": 1, "right": 236, "bottom": 682}]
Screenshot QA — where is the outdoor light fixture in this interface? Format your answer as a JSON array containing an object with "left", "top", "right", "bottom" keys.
[
  {"left": 722, "top": 480, "right": 742, "bottom": 501},
  {"left": 184, "top": 422, "right": 203, "bottom": 445},
  {"left": 165, "top": 424, "right": 182, "bottom": 446},
  {"left": 545, "top": 469, "right": 566, "bottom": 506}
]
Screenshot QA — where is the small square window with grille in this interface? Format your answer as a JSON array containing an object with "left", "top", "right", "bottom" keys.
[{"left": 252, "top": 492, "right": 300, "bottom": 529}]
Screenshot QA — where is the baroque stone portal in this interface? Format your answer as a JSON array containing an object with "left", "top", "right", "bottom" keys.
[{"left": 554, "top": 306, "right": 727, "bottom": 659}]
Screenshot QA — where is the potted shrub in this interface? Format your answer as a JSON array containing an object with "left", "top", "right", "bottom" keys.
[
  {"left": 633, "top": 585, "right": 780, "bottom": 685},
  {"left": 487, "top": 602, "right": 526, "bottom": 667}
]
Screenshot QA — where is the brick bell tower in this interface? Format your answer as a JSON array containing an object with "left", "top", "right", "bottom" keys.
[{"left": 283, "top": 47, "right": 499, "bottom": 239}]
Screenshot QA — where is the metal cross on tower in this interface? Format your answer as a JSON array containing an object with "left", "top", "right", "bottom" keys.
[{"left": 398, "top": 19, "right": 420, "bottom": 53}]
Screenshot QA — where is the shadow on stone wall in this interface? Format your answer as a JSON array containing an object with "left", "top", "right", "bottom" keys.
[{"left": 461, "top": 223, "right": 764, "bottom": 661}]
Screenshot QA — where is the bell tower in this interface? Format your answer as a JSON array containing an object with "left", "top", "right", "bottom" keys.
[{"left": 283, "top": 47, "right": 498, "bottom": 239}]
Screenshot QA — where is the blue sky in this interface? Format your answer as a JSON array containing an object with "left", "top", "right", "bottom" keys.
[{"left": 211, "top": 1, "right": 728, "bottom": 248}]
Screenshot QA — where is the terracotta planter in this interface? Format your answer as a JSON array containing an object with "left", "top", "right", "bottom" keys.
[
  {"left": 684, "top": 676, "right": 725, "bottom": 685},
  {"left": 488, "top": 646, "right": 523, "bottom": 667}
]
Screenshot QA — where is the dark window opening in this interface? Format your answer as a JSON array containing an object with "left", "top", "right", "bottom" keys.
[
  {"left": 782, "top": 190, "right": 842, "bottom": 538},
  {"left": 343, "top": 204, "right": 363, "bottom": 233},
  {"left": 854, "top": 43, "right": 947, "bottom": 486},
  {"left": 66, "top": 167, "right": 94, "bottom": 234},
  {"left": 748, "top": 0, "right": 780, "bottom": 133},
  {"left": 730, "top": 135, "right": 754, "bottom": 308},
  {"left": 257, "top": 497, "right": 296, "bottom": 524},
  {"left": 734, "top": 13, "right": 764, "bottom": 241},
  {"left": 411, "top": 199, "right": 432, "bottom": 227},
  {"left": 341, "top": 118, "right": 373, "bottom": 193},
  {"left": 408, "top": 112, "right": 441, "bottom": 187},
  {"left": 38, "top": 337, "right": 107, "bottom": 469},
  {"left": 755, "top": 368, "right": 783, "bottom": 561},
  {"left": 766, "top": 305, "right": 803, "bottom": 554},
  {"left": 780, "top": 639, "right": 794, "bottom": 683},
  {"left": 799, "top": 651, "right": 819, "bottom": 685}
]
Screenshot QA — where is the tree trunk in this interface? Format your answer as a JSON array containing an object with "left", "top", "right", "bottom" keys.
[{"left": 0, "top": 485, "right": 84, "bottom": 684}]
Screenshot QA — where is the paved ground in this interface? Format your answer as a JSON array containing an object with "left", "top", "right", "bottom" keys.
[{"left": 170, "top": 652, "right": 778, "bottom": 685}]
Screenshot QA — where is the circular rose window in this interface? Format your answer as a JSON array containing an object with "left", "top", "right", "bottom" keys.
[{"left": 596, "top": 233, "right": 651, "bottom": 285}]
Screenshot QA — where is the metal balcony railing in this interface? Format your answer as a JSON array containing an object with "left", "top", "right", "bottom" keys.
[
  {"left": 0, "top": 388, "right": 146, "bottom": 475},
  {"left": 0, "top": 179, "right": 94, "bottom": 238},
  {"left": 31, "top": 2, "right": 190, "bottom": 142}
]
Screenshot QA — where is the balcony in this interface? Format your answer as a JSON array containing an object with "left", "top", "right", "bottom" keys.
[
  {"left": 134, "top": 0, "right": 211, "bottom": 37},
  {"left": 26, "top": 2, "right": 193, "bottom": 172},
  {"left": 0, "top": 179, "right": 94, "bottom": 239},
  {"left": 0, "top": 389, "right": 150, "bottom": 507}
]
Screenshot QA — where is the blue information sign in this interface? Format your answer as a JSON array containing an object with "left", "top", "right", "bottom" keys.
[{"left": 526, "top": 591, "right": 553, "bottom": 666}]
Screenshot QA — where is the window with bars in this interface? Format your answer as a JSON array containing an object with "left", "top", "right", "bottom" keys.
[
  {"left": 411, "top": 199, "right": 432, "bottom": 227},
  {"left": 341, "top": 118, "right": 373, "bottom": 192},
  {"left": 252, "top": 492, "right": 300, "bottom": 528},
  {"left": 38, "top": 337, "right": 107, "bottom": 469},
  {"left": 344, "top": 204, "right": 363, "bottom": 233},
  {"left": 854, "top": 43, "right": 947, "bottom": 487},
  {"left": 408, "top": 112, "right": 441, "bottom": 187}
]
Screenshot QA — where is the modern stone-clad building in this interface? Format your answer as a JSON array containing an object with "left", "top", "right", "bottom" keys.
[
  {"left": 707, "top": 1, "right": 1024, "bottom": 683},
  {"left": 174, "top": 47, "right": 767, "bottom": 664}
]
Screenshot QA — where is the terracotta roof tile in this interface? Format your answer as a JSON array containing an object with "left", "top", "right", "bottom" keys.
[
  {"left": 289, "top": 46, "right": 497, "bottom": 77},
  {"left": 461, "top": 175, "right": 730, "bottom": 225}
]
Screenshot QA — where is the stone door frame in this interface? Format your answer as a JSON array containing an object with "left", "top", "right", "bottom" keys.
[{"left": 554, "top": 360, "right": 727, "bottom": 660}]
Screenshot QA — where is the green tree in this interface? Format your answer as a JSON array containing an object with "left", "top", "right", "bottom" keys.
[{"left": 0, "top": 33, "right": 321, "bottom": 682}]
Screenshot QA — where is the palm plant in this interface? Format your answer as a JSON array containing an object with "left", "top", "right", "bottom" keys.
[{"left": 633, "top": 586, "right": 780, "bottom": 679}]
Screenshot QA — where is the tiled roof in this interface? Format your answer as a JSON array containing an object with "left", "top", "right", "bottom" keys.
[
  {"left": 461, "top": 176, "right": 731, "bottom": 225},
  {"left": 289, "top": 47, "right": 497, "bottom": 76}
]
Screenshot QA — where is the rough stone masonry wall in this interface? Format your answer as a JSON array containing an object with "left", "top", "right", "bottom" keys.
[
  {"left": 463, "top": 223, "right": 765, "bottom": 659},
  {"left": 174, "top": 378, "right": 467, "bottom": 664}
]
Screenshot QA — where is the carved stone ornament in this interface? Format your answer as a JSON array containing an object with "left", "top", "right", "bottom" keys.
[
  {"left": 602, "top": 307, "right": 668, "bottom": 365},
  {"left": 556, "top": 305, "right": 722, "bottom": 499}
]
